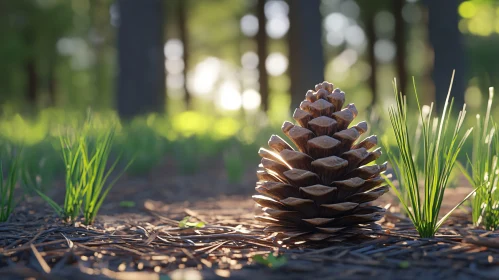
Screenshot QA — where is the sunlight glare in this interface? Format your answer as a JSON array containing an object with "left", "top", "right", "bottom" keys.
[
  {"left": 241, "top": 52, "right": 259, "bottom": 70},
  {"left": 218, "top": 81, "right": 242, "bottom": 111},
  {"left": 332, "top": 49, "right": 358, "bottom": 74},
  {"left": 264, "top": 0, "right": 289, "bottom": 38},
  {"left": 326, "top": 31, "right": 345, "bottom": 46},
  {"left": 264, "top": 1, "right": 289, "bottom": 19},
  {"left": 459, "top": 1, "right": 477, "bottom": 19},
  {"left": 266, "top": 17, "right": 290, "bottom": 39},
  {"left": 324, "top": 13, "right": 348, "bottom": 33},
  {"left": 167, "top": 74, "right": 184, "bottom": 90},
  {"left": 344, "top": 25, "right": 365, "bottom": 47},
  {"left": 374, "top": 39, "right": 396, "bottom": 63},
  {"left": 265, "top": 53, "right": 288, "bottom": 76},
  {"left": 188, "top": 57, "right": 221, "bottom": 96},
  {"left": 165, "top": 59, "right": 184, "bottom": 74},
  {"left": 242, "top": 89, "right": 262, "bottom": 110},
  {"left": 164, "top": 39, "right": 183, "bottom": 59},
  {"left": 240, "top": 14, "right": 259, "bottom": 37}
]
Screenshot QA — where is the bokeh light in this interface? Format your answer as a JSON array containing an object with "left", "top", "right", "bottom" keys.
[
  {"left": 345, "top": 25, "right": 365, "bottom": 47},
  {"left": 374, "top": 39, "right": 396, "bottom": 63},
  {"left": 164, "top": 39, "right": 184, "bottom": 59},
  {"left": 242, "top": 89, "right": 262, "bottom": 110},
  {"left": 217, "top": 81, "right": 242, "bottom": 111},
  {"left": 188, "top": 57, "right": 221, "bottom": 96},
  {"left": 264, "top": 0, "right": 289, "bottom": 39},
  {"left": 339, "top": 0, "right": 360, "bottom": 19},
  {"left": 265, "top": 53, "right": 288, "bottom": 76},
  {"left": 375, "top": 11, "right": 395, "bottom": 38},
  {"left": 240, "top": 14, "right": 258, "bottom": 37},
  {"left": 241, "top": 52, "right": 259, "bottom": 70},
  {"left": 324, "top": 12, "right": 349, "bottom": 32},
  {"left": 459, "top": 1, "right": 477, "bottom": 19}
]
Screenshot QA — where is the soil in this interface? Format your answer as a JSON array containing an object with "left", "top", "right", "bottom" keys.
[{"left": 1, "top": 156, "right": 499, "bottom": 280}]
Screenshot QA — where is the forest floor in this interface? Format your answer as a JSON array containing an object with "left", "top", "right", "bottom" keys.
[{"left": 1, "top": 157, "right": 499, "bottom": 280}]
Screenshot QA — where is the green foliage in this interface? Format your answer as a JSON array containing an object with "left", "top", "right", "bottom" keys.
[
  {"left": 223, "top": 144, "right": 245, "bottom": 183},
  {"left": 178, "top": 216, "right": 205, "bottom": 229},
  {"left": 252, "top": 254, "right": 287, "bottom": 269},
  {"left": 384, "top": 76, "right": 474, "bottom": 238},
  {"left": 0, "top": 148, "right": 21, "bottom": 222},
  {"left": 27, "top": 120, "right": 132, "bottom": 224},
  {"left": 119, "top": 119, "right": 170, "bottom": 176},
  {"left": 460, "top": 87, "right": 499, "bottom": 230},
  {"left": 119, "top": 200, "right": 136, "bottom": 208},
  {"left": 21, "top": 142, "right": 63, "bottom": 194}
]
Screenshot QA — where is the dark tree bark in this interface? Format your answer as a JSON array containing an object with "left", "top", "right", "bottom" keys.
[
  {"left": 393, "top": 0, "right": 407, "bottom": 96},
  {"left": 178, "top": 0, "right": 191, "bottom": 109},
  {"left": 424, "top": 0, "right": 465, "bottom": 112},
  {"left": 117, "top": 0, "right": 165, "bottom": 119},
  {"left": 256, "top": 0, "right": 269, "bottom": 112},
  {"left": 288, "top": 0, "right": 324, "bottom": 111},
  {"left": 365, "top": 10, "right": 377, "bottom": 105}
]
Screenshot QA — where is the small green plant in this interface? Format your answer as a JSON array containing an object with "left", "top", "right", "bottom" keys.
[
  {"left": 460, "top": 87, "right": 499, "bottom": 230},
  {"left": 252, "top": 254, "right": 287, "bottom": 269},
  {"left": 0, "top": 150, "right": 21, "bottom": 222},
  {"left": 384, "top": 74, "right": 474, "bottom": 238},
  {"left": 178, "top": 216, "right": 205, "bottom": 228},
  {"left": 119, "top": 200, "right": 136, "bottom": 208},
  {"left": 27, "top": 122, "right": 131, "bottom": 224}
]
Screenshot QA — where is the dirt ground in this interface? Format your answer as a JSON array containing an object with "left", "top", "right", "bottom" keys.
[{"left": 1, "top": 157, "right": 499, "bottom": 280}]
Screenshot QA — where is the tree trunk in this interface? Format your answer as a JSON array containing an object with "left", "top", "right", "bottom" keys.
[
  {"left": 47, "top": 59, "right": 56, "bottom": 106},
  {"left": 288, "top": 0, "right": 324, "bottom": 111},
  {"left": 256, "top": 0, "right": 269, "bottom": 112},
  {"left": 365, "top": 10, "right": 377, "bottom": 104},
  {"left": 424, "top": 0, "right": 465, "bottom": 112},
  {"left": 393, "top": 0, "right": 407, "bottom": 96},
  {"left": 117, "top": 0, "right": 165, "bottom": 119},
  {"left": 26, "top": 59, "right": 37, "bottom": 107},
  {"left": 178, "top": 0, "right": 191, "bottom": 109}
]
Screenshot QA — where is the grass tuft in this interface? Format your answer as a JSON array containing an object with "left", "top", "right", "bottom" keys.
[
  {"left": 384, "top": 72, "right": 474, "bottom": 238},
  {"left": 0, "top": 148, "right": 21, "bottom": 222},
  {"left": 26, "top": 119, "right": 132, "bottom": 224},
  {"left": 460, "top": 87, "right": 499, "bottom": 230}
]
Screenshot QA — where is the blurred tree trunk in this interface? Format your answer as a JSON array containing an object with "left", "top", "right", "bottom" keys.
[
  {"left": 25, "top": 25, "right": 38, "bottom": 108},
  {"left": 47, "top": 59, "right": 56, "bottom": 106},
  {"left": 90, "top": 0, "right": 110, "bottom": 109},
  {"left": 394, "top": 0, "right": 407, "bottom": 96},
  {"left": 364, "top": 10, "right": 377, "bottom": 105},
  {"left": 256, "top": 0, "right": 269, "bottom": 112},
  {"left": 424, "top": 0, "right": 465, "bottom": 112},
  {"left": 178, "top": 0, "right": 191, "bottom": 109},
  {"left": 288, "top": 0, "right": 324, "bottom": 111},
  {"left": 26, "top": 59, "right": 37, "bottom": 107},
  {"left": 117, "top": 0, "right": 165, "bottom": 119}
]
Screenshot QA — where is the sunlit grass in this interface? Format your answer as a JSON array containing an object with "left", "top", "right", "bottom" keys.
[
  {"left": 384, "top": 73, "right": 474, "bottom": 238},
  {"left": 26, "top": 119, "right": 132, "bottom": 224},
  {"left": 0, "top": 148, "right": 21, "bottom": 222},
  {"left": 460, "top": 87, "right": 499, "bottom": 230}
]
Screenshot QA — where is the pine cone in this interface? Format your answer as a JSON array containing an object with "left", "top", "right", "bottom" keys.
[{"left": 253, "top": 81, "right": 388, "bottom": 242}]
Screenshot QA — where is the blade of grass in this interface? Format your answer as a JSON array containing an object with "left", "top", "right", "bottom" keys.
[{"left": 383, "top": 71, "right": 473, "bottom": 238}]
